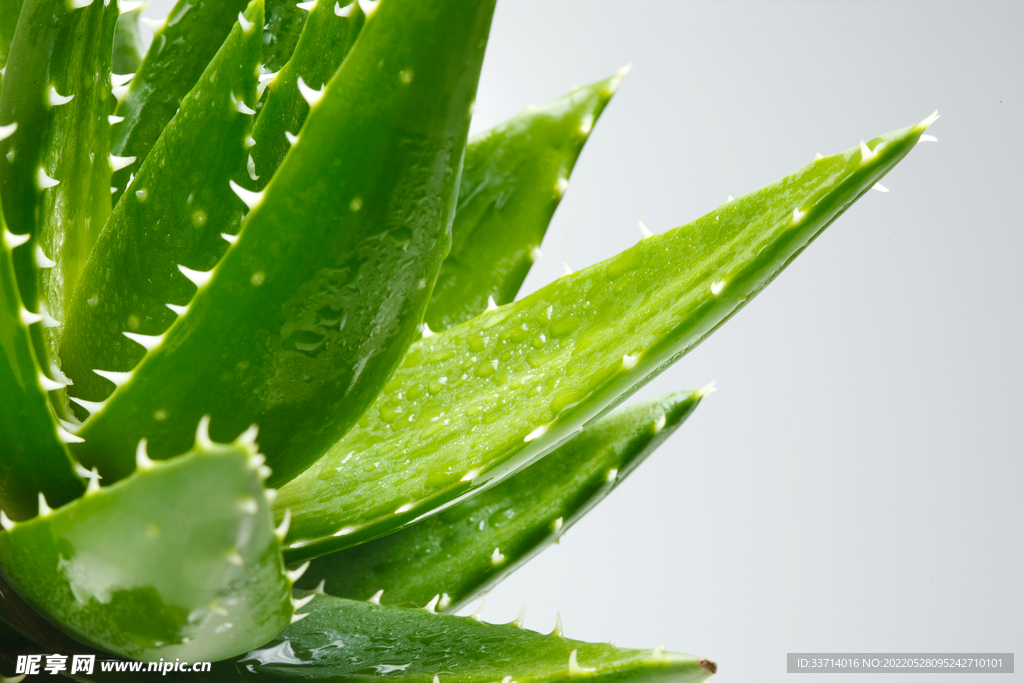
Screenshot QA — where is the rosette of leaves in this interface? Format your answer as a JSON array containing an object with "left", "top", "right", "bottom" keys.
[{"left": 0, "top": 0, "right": 936, "bottom": 678}]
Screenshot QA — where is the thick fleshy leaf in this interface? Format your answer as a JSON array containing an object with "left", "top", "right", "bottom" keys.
[
  {"left": 110, "top": 0, "right": 252, "bottom": 201},
  {"left": 0, "top": 0, "right": 118, "bottom": 375},
  {"left": 61, "top": 0, "right": 263, "bottom": 423},
  {"left": 112, "top": 4, "right": 145, "bottom": 76},
  {"left": 234, "top": 592, "right": 716, "bottom": 682},
  {"left": 71, "top": 0, "right": 497, "bottom": 489},
  {"left": 0, "top": 0, "right": 24, "bottom": 100},
  {"left": 249, "top": 0, "right": 363, "bottom": 186},
  {"left": 0, "top": 441, "right": 293, "bottom": 662},
  {"left": 296, "top": 390, "right": 704, "bottom": 610},
  {"left": 0, "top": 195, "right": 83, "bottom": 521},
  {"left": 278, "top": 116, "right": 936, "bottom": 561},
  {"left": 427, "top": 71, "right": 624, "bottom": 331}
]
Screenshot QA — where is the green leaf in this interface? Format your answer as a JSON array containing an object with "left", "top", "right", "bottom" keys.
[
  {"left": 0, "top": 439, "right": 293, "bottom": 662},
  {"left": 249, "top": 0, "right": 364, "bottom": 186},
  {"left": 233, "top": 592, "right": 716, "bottom": 682},
  {"left": 61, "top": 0, "right": 263, "bottom": 426},
  {"left": 0, "top": 0, "right": 24, "bottom": 100},
  {"left": 278, "top": 116, "right": 935, "bottom": 562},
  {"left": 112, "top": 5, "right": 145, "bottom": 76},
  {"left": 296, "top": 390, "right": 704, "bottom": 611},
  {"left": 70, "top": 0, "right": 497, "bottom": 489},
  {"left": 427, "top": 71, "right": 624, "bottom": 332},
  {"left": 110, "top": 0, "right": 252, "bottom": 202},
  {"left": 0, "top": 0, "right": 119, "bottom": 374},
  {"left": 0, "top": 196, "right": 83, "bottom": 521},
  {"left": 261, "top": 0, "right": 309, "bottom": 74}
]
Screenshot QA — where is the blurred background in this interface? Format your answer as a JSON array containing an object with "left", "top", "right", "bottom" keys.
[{"left": 136, "top": 1, "right": 1022, "bottom": 680}]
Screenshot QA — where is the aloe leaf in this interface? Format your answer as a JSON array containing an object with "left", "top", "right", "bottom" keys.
[
  {"left": 232, "top": 591, "right": 716, "bottom": 682},
  {"left": 261, "top": 0, "right": 309, "bottom": 74},
  {"left": 0, "top": 198, "right": 83, "bottom": 521},
  {"left": 427, "top": 72, "right": 624, "bottom": 332},
  {"left": 61, "top": 0, "right": 263, "bottom": 422},
  {"left": 71, "top": 0, "right": 497, "bottom": 490},
  {"left": 0, "top": 0, "right": 119, "bottom": 379},
  {"left": 0, "top": 0, "right": 23, "bottom": 100},
  {"left": 110, "top": 0, "right": 252, "bottom": 201},
  {"left": 296, "top": 390, "right": 704, "bottom": 611},
  {"left": 249, "top": 0, "right": 364, "bottom": 186},
  {"left": 112, "top": 4, "right": 145, "bottom": 76},
  {"left": 0, "top": 438, "right": 294, "bottom": 662},
  {"left": 278, "top": 116, "right": 936, "bottom": 561}
]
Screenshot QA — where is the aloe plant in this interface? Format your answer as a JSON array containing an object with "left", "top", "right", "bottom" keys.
[{"left": 0, "top": 0, "right": 937, "bottom": 677}]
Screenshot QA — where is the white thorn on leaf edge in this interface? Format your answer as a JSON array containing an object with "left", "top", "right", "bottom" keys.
[
  {"left": 233, "top": 93, "right": 256, "bottom": 116},
  {"left": 562, "top": 260, "right": 573, "bottom": 276},
  {"left": 286, "top": 561, "right": 310, "bottom": 583},
  {"left": 357, "top": 0, "right": 378, "bottom": 16},
  {"left": 335, "top": 1, "right": 353, "bottom": 16},
  {"left": 119, "top": 0, "right": 145, "bottom": 13},
  {"left": 123, "top": 331, "right": 164, "bottom": 351},
  {"left": 0, "top": 122, "right": 17, "bottom": 141},
  {"left": 524, "top": 423, "right": 550, "bottom": 442},
  {"left": 621, "top": 353, "right": 639, "bottom": 370},
  {"left": 513, "top": 605, "right": 526, "bottom": 628},
  {"left": 710, "top": 279, "right": 726, "bottom": 296},
  {"left": 222, "top": 232, "right": 239, "bottom": 244},
  {"left": 275, "top": 508, "right": 291, "bottom": 541},
  {"left": 552, "top": 612, "right": 564, "bottom": 637},
  {"left": 57, "top": 425, "right": 84, "bottom": 444},
  {"left": 37, "top": 168, "right": 60, "bottom": 189},
  {"left": 290, "top": 612, "right": 309, "bottom": 624},
  {"left": 239, "top": 497, "right": 258, "bottom": 514},
  {"left": 20, "top": 307, "right": 44, "bottom": 325},
  {"left": 4, "top": 229, "right": 30, "bottom": 249},
  {"left": 653, "top": 414, "right": 667, "bottom": 433},
  {"left": 110, "top": 72, "right": 134, "bottom": 87},
  {"left": 109, "top": 154, "right": 136, "bottom": 172},
  {"left": 297, "top": 76, "right": 325, "bottom": 107},
  {"left": 237, "top": 11, "right": 254, "bottom": 33},
  {"left": 293, "top": 593, "right": 316, "bottom": 610},
  {"left": 696, "top": 380, "right": 717, "bottom": 399},
  {"left": 196, "top": 415, "right": 213, "bottom": 448},
  {"left": 69, "top": 396, "right": 106, "bottom": 414},
  {"left": 368, "top": 589, "right": 383, "bottom": 605},
  {"left": 85, "top": 468, "right": 102, "bottom": 495},
  {"left": 139, "top": 16, "right": 164, "bottom": 32},
  {"left": 244, "top": 135, "right": 256, "bottom": 149},
  {"left": 166, "top": 302, "right": 189, "bottom": 316},
  {"left": 638, "top": 219, "right": 653, "bottom": 239},
  {"left": 178, "top": 264, "right": 213, "bottom": 288},
  {"left": 420, "top": 323, "right": 435, "bottom": 339},
  {"left": 94, "top": 368, "right": 133, "bottom": 387},
  {"left": 237, "top": 424, "right": 259, "bottom": 446},
  {"left": 423, "top": 594, "right": 440, "bottom": 613},
  {"left": 247, "top": 155, "right": 259, "bottom": 181},
  {"left": 37, "top": 492, "right": 52, "bottom": 517},
  {"left": 296, "top": 0, "right": 316, "bottom": 10},
  {"left": 47, "top": 86, "right": 74, "bottom": 107},
  {"left": 792, "top": 207, "right": 806, "bottom": 224},
  {"left": 264, "top": 488, "right": 277, "bottom": 504},
  {"left": 35, "top": 245, "right": 56, "bottom": 268},
  {"left": 313, "top": 579, "right": 326, "bottom": 594},
  {"left": 555, "top": 177, "right": 569, "bottom": 196},
  {"left": 229, "top": 179, "right": 264, "bottom": 210},
  {"left": 285, "top": 131, "right": 299, "bottom": 146},
  {"left": 552, "top": 516, "right": 564, "bottom": 532},
  {"left": 136, "top": 438, "right": 155, "bottom": 471},
  {"left": 485, "top": 295, "right": 499, "bottom": 312},
  {"left": 920, "top": 134, "right": 938, "bottom": 142},
  {"left": 529, "top": 246, "right": 543, "bottom": 262},
  {"left": 568, "top": 649, "right": 596, "bottom": 676},
  {"left": 651, "top": 645, "right": 667, "bottom": 661},
  {"left": 859, "top": 140, "right": 876, "bottom": 164},
  {"left": 0, "top": 509, "right": 14, "bottom": 531},
  {"left": 38, "top": 373, "right": 68, "bottom": 391},
  {"left": 606, "top": 468, "right": 618, "bottom": 483},
  {"left": 872, "top": 182, "right": 889, "bottom": 193},
  {"left": 491, "top": 547, "right": 505, "bottom": 565},
  {"left": 918, "top": 110, "right": 940, "bottom": 129},
  {"left": 469, "top": 598, "right": 485, "bottom": 620}
]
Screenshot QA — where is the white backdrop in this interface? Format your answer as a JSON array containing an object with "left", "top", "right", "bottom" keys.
[{"left": 137, "top": 2, "right": 1024, "bottom": 680}]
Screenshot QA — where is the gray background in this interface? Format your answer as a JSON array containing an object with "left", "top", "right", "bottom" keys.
[{"left": 137, "top": 1, "right": 1021, "bottom": 680}]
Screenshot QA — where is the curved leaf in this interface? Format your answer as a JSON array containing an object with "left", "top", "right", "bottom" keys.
[
  {"left": 278, "top": 117, "right": 935, "bottom": 562},
  {"left": 112, "top": 5, "right": 145, "bottom": 76},
  {"left": 427, "top": 71, "right": 624, "bottom": 331},
  {"left": 72, "top": 0, "right": 497, "bottom": 489},
  {"left": 296, "top": 390, "right": 704, "bottom": 611},
  {"left": 0, "top": 440, "right": 292, "bottom": 662}
]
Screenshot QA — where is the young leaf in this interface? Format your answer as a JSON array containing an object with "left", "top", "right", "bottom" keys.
[
  {"left": 278, "top": 116, "right": 936, "bottom": 561},
  {"left": 0, "top": 0, "right": 119, "bottom": 372},
  {"left": 296, "top": 390, "right": 704, "bottom": 610},
  {"left": 427, "top": 71, "right": 625, "bottom": 331},
  {"left": 0, "top": 198, "right": 84, "bottom": 521},
  {"left": 0, "top": 443, "right": 293, "bottom": 662},
  {"left": 61, "top": 0, "right": 263, "bottom": 423},
  {"left": 249, "top": 0, "right": 364, "bottom": 185},
  {"left": 110, "top": 0, "right": 252, "bottom": 201},
  {"left": 235, "top": 592, "right": 716, "bottom": 682},
  {"left": 71, "top": 0, "right": 498, "bottom": 489}
]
